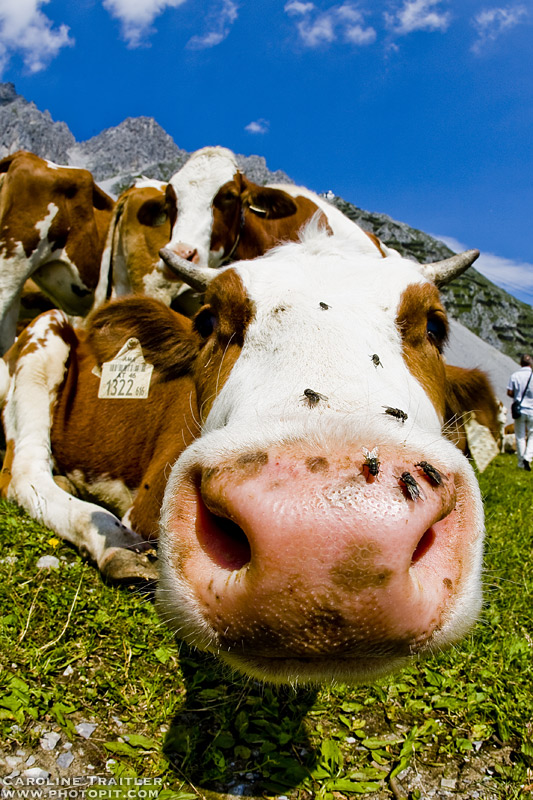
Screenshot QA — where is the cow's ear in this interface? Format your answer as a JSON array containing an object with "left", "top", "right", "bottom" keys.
[
  {"left": 93, "top": 185, "right": 114, "bottom": 212},
  {"left": 242, "top": 183, "right": 298, "bottom": 219},
  {"left": 87, "top": 297, "right": 198, "bottom": 380}
]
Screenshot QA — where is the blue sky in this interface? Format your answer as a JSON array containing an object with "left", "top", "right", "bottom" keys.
[{"left": 1, "top": 0, "right": 532, "bottom": 303}]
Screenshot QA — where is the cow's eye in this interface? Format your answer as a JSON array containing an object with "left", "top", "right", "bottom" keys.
[
  {"left": 214, "top": 190, "right": 239, "bottom": 208},
  {"left": 194, "top": 308, "right": 217, "bottom": 338},
  {"left": 426, "top": 313, "right": 447, "bottom": 348}
]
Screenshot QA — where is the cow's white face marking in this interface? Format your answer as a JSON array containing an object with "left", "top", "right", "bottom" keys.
[
  {"left": 205, "top": 231, "right": 441, "bottom": 441},
  {"left": 168, "top": 147, "right": 238, "bottom": 268},
  {"left": 34, "top": 202, "right": 59, "bottom": 233}
]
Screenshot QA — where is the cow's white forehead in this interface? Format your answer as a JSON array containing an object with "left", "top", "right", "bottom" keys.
[
  {"left": 205, "top": 230, "right": 439, "bottom": 441},
  {"left": 170, "top": 147, "right": 237, "bottom": 205},
  {"left": 232, "top": 229, "right": 427, "bottom": 310}
]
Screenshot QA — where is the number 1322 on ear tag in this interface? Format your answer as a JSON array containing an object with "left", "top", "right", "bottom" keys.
[{"left": 98, "top": 338, "right": 154, "bottom": 399}]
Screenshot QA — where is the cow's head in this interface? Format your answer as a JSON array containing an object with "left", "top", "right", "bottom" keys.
[
  {"left": 164, "top": 146, "right": 323, "bottom": 271},
  {"left": 157, "top": 230, "right": 483, "bottom": 685}
]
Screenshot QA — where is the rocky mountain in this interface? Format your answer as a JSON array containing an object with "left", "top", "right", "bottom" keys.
[
  {"left": 0, "top": 82, "right": 530, "bottom": 361},
  {"left": 0, "top": 83, "right": 74, "bottom": 163}
]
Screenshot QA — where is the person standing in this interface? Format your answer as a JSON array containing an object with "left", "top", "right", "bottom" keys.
[{"left": 507, "top": 354, "right": 533, "bottom": 470}]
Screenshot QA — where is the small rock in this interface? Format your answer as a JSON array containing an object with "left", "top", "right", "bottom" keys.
[
  {"left": 62, "top": 743, "right": 73, "bottom": 750},
  {"left": 75, "top": 722, "right": 97, "bottom": 739},
  {"left": 23, "top": 768, "right": 50, "bottom": 780},
  {"left": 40, "top": 731, "right": 61, "bottom": 751},
  {"left": 5, "top": 756, "right": 20, "bottom": 768},
  {"left": 112, "top": 716, "right": 123, "bottom": 727},
  {"left": 345, "top": 736, "right": 356, "bottom": 743},
  {"left": 63, "top": 665, "right": 74, "bottom": 677},
  {"left": 5, "top": 770, "right": 20, "bottom": 780},
  {"left": 56, "top": 752, "right": 75, "bottom": 769},
  {"left": 441, "top": 777, "right": 457, "bottom": 790},
  {"left": 25, "top": 756, "right": 36, "bottom": 767},
  {"left": 36, "top": 555, "right": 60, "bottom": 570},
  {"left": 15, "top": 750, "right": 26, "bottom": 757}
]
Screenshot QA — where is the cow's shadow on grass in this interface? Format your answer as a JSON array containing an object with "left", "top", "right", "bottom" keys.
[{"left": 163, "top": 645, "right": 318, "bottom": 796}]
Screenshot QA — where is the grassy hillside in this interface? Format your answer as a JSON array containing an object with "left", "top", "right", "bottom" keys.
[{"left": 0, "top": 455, "right": 532, "bottom": 799}]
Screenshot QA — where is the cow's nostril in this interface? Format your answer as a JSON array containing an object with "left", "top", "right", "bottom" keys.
[
  {"left": 411, "top": 526, "right": 436, "bottom": 565},
  {"left": 196, "top": 492, "right": 251, "bottom": 571}
]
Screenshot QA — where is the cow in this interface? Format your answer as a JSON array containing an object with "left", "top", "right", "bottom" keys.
[
  {"left": 443, "top": 364, "right": 501, "bottom": 454},
  {"left": 93, "top": 179, "right": 176, "bottom": 310},
  {"left": 90, "top": 148, "right": 398, "bottom": 316},
  {"left": 0, "top": 151, "right": 115, "bottom": 354},
  {"left": 0, "top": 229, "right": 484, "bottom": 685},
  {"left": 162, "top": 146, "right": 398, "bottom": 275}
]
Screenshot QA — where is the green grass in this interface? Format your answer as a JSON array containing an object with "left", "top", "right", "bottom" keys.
[{"left": 0, "top": 454, "right": 532, "bottom": 799}]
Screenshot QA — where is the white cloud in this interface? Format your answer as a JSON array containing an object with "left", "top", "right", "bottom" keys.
[
  {"left": 435, "top": 234, "right": 533, "bottom": 304},
  {"left": 245, "top": 119, "right": 269, "bottom": 134},
  {"left": 471, "top": 4, "right": 528, "bottom": 54},
  {"left": 102, "top": 0, "right": 187, "bottom": 47},
  {"left": 285, "top": 2, "right": 376, "bottom": 48},
  {"left": 385, "top": 0, "right": 451, "bottom": 35},
  {"left": 0, "top": 0, "right": 73, "bottom": 75},
  {"left": 187, "top": 0, "right": 238, "bottom": 49},
  {"left": 284, "top": 1, "right": 315, "bottom": 15}
]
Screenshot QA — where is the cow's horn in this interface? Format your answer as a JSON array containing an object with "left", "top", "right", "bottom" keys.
[
  {"left": 159, "top": 248, "right": 214, "bottom": 292},
  {"left": 421, "top": 249, "right": 480, "bottom": 287}
]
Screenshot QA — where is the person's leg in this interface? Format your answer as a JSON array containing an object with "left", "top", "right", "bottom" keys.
[
  {"left": 515, "top": 415, "right": 527, "bottom": 467},
  {"left": 523, "top": 415, "right": 533, "bottom": 468}
]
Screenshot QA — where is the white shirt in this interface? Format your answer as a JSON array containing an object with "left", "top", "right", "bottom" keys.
[{"left": 508, "top": 366, "right": 533, "bottom": 415}]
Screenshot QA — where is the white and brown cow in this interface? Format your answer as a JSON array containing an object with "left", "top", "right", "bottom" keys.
[
  {"left": 162, "top": 146, "right": 397, "bottom": 274},
  {"left": 90, "top": 148, "right": 396, "bottom": 315},
  {"left": 0, "top": 151, "right": 115, "bottom": 353},
  {"left": 93, "top": 179, "right": 176, "bottom": 309},
  {"left": 1, "top": 229, "right": 484, "bottom": 684}
]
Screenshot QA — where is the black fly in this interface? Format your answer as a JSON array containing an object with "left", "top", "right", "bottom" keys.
[
  {"left": 383, "top": 406, "right": 408, "bottom": 423},
  {"left": 399, "top": 471, "right": 422, "bottom": 501},
  {"left": 362, "top": 447, "right": 380, "bottom": 478},
  {"left": 370, "top": 354, "right": 383, "bottom": 368},
  {"left": 303, "top": 388, "right": 328, "bottom": 407},
  {"left": 415, "top": 461, "right": 443, "bottom": 486},
  {"left": 319, "top": 301, "right": 330, "bottom": 310}
]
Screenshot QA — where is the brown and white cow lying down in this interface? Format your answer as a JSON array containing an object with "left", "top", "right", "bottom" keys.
[
  {"left": 0, "top": 151, "right": 114, "bottom": 354},
  {"left": 1, "top": 229, "right": 485, "bottom": 685}
]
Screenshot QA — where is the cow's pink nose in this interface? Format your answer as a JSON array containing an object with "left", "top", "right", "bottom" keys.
[
  {"left": 171, "top": 243, "right": 199, "bottom": 263},
  {"left": 168, "top": 444, "right": 467, "bottom": 664}
]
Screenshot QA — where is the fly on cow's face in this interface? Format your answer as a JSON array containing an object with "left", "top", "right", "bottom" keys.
[
  {"left": 399, "top": 471, "right": 422, "bottom": 501},
  {"left": 303, "top": 388, "right": 328, "bottom": 407},
  {"left": 362, "top": 447, "right": 380, "bottom": 477},
  {"left": 383, "top": 406, "right": 408, "bottom": 423},
  {"left": 415, "top": 461, "right": 443, "bottom": 486},
  {"left": 370, "top": 354, "right": 383, "bottom": 368}
]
